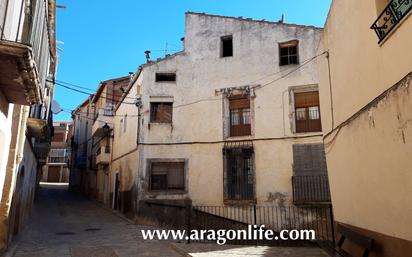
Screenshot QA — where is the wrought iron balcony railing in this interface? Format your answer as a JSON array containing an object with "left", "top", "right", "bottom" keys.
[
  {"left": 292, "top": 175, "right": 331, "bottom": 204},
  {"left": 371, "top": 0, "right": 412, "bottom": 43}
]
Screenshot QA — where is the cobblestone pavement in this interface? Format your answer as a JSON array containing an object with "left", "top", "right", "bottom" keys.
[
  {"left": 5, "top": 183, "right": 330, "bottom": 257},
  {"left": 6, "top": 183, "right": 182, "bottom": 257}
]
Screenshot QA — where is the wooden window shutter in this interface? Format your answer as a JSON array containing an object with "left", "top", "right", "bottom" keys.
[
  {"left": 158, "top": 103, "right": 172, "bottom": 122},
  {"left": 294, "top": 91, "right": 319, "bottom": 108},
  {"left": 229, "top": 97, "right": 250, "bottom": 109}
]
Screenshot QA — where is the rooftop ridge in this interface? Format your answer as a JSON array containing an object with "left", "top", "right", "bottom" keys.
[{"left": 185, "top": 11, "right": 323, "bottom": 30}]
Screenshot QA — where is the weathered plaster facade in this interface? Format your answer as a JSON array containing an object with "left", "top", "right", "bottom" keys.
[
  {"left": 134, "top": 13, "right": 325, "bottom": 207},
  {"left": 110, "top": 72, "right": 142, "bottom": 215},
  {"left": 317, "top": 0, "right": 412, "bottom": 256}
]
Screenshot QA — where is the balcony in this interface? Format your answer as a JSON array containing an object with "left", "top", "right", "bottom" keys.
[
  {"left": 91, "top": 108, "right": 113, "bottom": 137},
  {"left": 48, "top": 156, "right": 68, "bottom": 165},
  {"left": 96, "top": 145, "right": 110, "bottom": 165},
  {"left": 33, "top": 139, "right": 51, "bottom": 164},
  {"left": 27, "top": 104, "right": 53, "bottom": 139},
  {"left": 292, "top": 175, "right": 331, "bottom": 205},
  {"left": 0, "top": 0, "right": 55, "bottom": 105},
  {"left": 371, "top": 0, "right": 412, "bottom": 43},
  {"left": 48, "top": 149, "right": 68, "bottom": 164}
]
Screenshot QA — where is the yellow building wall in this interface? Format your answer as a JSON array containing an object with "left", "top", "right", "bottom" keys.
[{"left": 318, "top": 0, "right": 412, "bottom": 246}]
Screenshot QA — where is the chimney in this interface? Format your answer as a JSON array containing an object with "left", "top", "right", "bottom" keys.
[
  {"left": 144, "top": 50, "right": 151, "bottom": 63},
  {"left": 279, "top": 14, "right": 284, "bottom": 23}
]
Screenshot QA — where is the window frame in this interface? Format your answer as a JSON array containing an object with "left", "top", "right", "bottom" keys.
[
  {"left": 147, "top": 159, "right": 187, "bottom": 193},
  {"left": 228, "top": 96, "right": 251, "bottom": 137},
  {"left": 155, "top": 73, "right": 177, "bottom": 83},
  {"left": 220, "top": 35, "right": 233, "bottom": 58},
  {"left": 223, "top": 147, "right": 255, "bottom": 202},
  {"left": 150, "top": 102, "right": 173, "bottom": 124},
  {"left": 293, "top": 90, "right": 322, "bottom": 133},
  {"left": 279, "top": 40, "right": 299, "bottom": 66}
]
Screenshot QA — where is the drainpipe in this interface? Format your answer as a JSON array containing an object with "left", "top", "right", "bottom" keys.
[{"left": 136, "top": 108, "right": 144, "bottom": 213}]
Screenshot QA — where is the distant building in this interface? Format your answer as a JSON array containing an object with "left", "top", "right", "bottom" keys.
[
  {"left": 70, "top": 98, "right": 95, "bottom": 193},
  {"left": 42, "top": 121, "right": 72, "bottom": 183},
  {"left": 70, "top": 76, "right": 131, "bottom": 204}
]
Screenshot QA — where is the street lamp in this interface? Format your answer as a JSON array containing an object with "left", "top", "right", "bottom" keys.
[{"left": 102, "top": 123, "right": 110, "bottom": 134}]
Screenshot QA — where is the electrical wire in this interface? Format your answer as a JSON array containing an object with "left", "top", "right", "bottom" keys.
[
  {"left": 57, "top": 51, "right": 326, "bottom": 116},
  {"left": 54, "top": 79, "right": 139, "bottom": 101},
  {"left": 68, "top": 51, "right": 329, "bottom": 150}
]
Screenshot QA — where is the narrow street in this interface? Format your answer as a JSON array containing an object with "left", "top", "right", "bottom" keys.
[
  {"left": 5, "top": 183, "right": 330, "bottom": 257},
  {"left": 6, "top": 183, "right": 181, "bottom": 257}
]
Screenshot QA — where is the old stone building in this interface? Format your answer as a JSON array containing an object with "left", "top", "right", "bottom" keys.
[
  {"left": 0, "top": 0, "right": 57, "bottom": 251},
  {"left": 96, "top": 12, "right": 330, "bottom": 220},
  {"left": 317, "top": 0, "right": 412, "bottom": 256},
  {"left": 42, "top": 121, "right": 72, "bottom": 183},
  {"left": 134, "top": 12, "right": 328, "bottom": 207}
]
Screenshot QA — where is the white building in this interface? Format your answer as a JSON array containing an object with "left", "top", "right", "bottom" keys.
[{"left": 123, "top": 13, "right": 329, "bottom": 208}]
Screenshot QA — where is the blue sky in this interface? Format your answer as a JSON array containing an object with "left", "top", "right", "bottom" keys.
[{"left": 54, "top": 0, "right": 332, "bottom": 121}]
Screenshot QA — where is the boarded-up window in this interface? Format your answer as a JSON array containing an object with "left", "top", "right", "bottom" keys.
[
  {"left": 279, "top": 40, "right": 299, "bottom": 66},
  {"left": 229, "top": 96, "right": 251, "bottom": 137},
  {"left": 292, "top": 144, "right": 331, "bottom": 203},
  {"left": 150, "top": 103, "right": 173, "bottom": 123},
  {"left": 293, "top": 144, "right": 327, "bottom": 175},
  {"left": 150, "top": 162, "right": 185, "bottom": 191},
  {"left": 294, "top": 91, "right": 321, "bottom": 133}
]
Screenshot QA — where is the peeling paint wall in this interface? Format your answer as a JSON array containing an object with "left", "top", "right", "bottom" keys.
[{"left": 136, "top": 13, "right": 324, "bottom": 206}]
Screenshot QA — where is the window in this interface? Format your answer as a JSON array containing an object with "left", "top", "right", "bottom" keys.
[
  {"left": 155, "top": 73, "right": 176, "bottom": 82},
  {"left": 292, "top": 144, "right": 330, "bottom": 203},
  {"left": 294, "top": 91, "right": 321, "bottom": 133},
  {"left": 149, "top": 162, "right": 185, "bottom": 191},
  {"left": 224, "top": 147, "right": 254, "bottom": 201},
  {"left": 293, "top": 144, "right": 327, "bottom": 175},
  {"left": 48, "top": 149, "right": 67, "bottom": 163},
  {"left": 221, "top": 35, "right": 233, "bottom": 57},
  {"left": 229, "top": 96, "right": 251, "bottom": 137},
  {"left": 279, "top": 40, "right": 299, "bottom": 66},
  {"left": 150, "top": 102, "right": 173, "bottom": 123}
]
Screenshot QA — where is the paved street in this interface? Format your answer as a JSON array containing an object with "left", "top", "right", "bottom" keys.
[
  {"left": 6, "top": 183, "right": 181, "bottom": 257},
  {"left": 5, "top": 183, "right": 329, "bottom": 257}
]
